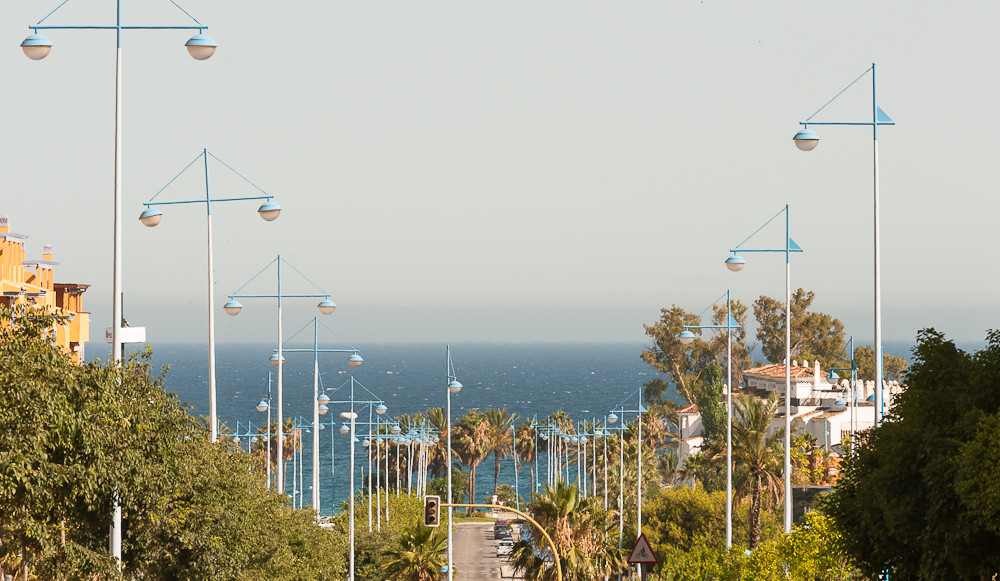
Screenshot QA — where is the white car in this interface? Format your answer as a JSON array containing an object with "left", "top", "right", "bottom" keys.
[{"left": 496, "top": 539, "right": 514, "bottom": 558}]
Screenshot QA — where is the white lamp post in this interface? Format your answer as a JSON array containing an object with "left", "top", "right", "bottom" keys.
[
  {"left": 726, "top": 205, "right": 802, "bottom": 533},
  {"left": 139, "top": 148, "right": 281, "bottom": 443},
  {"left": 794, "top": 64, "right": 895, "bottom": 426},
  {"left": 21, "top": 2, "right": 215, "bottom": 564},
  {"left": 226, "top": 256, "right": 338, "bottom": 495},
  {"left": 445, "top": 345, "right": 462, "bottom": 581}
]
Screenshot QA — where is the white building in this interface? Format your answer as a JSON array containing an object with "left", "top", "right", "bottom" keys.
[{"left": 676, "top": 359, "right": 904, "bottom": 469}]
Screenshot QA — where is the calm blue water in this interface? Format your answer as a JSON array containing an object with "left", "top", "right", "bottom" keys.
[{"left": 141, "top": 342, "right": 658, "bottom": 516}]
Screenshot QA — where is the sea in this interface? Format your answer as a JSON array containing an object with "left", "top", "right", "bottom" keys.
[{"left": 132, "top": 342, "right": 659, "bottom": 516}]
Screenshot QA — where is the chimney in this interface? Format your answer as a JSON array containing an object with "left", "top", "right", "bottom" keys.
[
  {"left": 0, "top": 214, "right": 9, "bottom": 233},
  {"left": 43, "top": 244, "right": 53, "bottom": 261}
]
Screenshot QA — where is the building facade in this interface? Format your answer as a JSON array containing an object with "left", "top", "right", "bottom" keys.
[{"left": 0, "top": 214, "right": 90, "bottom": 364}]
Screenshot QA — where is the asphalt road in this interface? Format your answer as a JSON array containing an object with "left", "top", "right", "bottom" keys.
[{"left": 453, "top": 522, "right": 500, "bottom": 580}]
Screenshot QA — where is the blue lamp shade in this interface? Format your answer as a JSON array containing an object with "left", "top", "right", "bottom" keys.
[
  {"left": 21, "top": 34, "right": 52, "bottom": 60},
  {"left": 866, "top": 394, "right": 876, "bottom": 402},
  {"left": 448, "top": 380, "right": 463, "bottom": 394},
  {"left": 340, "top": 424, "right": 350, "bottom": 434},
  {"left": 269, "top": 353, "right": 285, "bottom": 367},
  {"left": 139, "top": 207, "right": 163, "bottom": 227},
  {"left": 256, "top": 399, "right": 268, "bottom": 412},
  {"left": 607, "top": 413, "right": 618, "bottom": 424},
  {"left": 257, "top": 201, "right": 281, "bottom": 221},
  {"left": 793, "top": 128, "right": 820, "bottom": 151},
  {"left": 317, "top": 393, "right": 330, "bottom": 404},
  {"left": 317, "top": 299, "right": 337, "bottom": 315},
  {"left": 223, "top": 300, "right": 243, "bottom": 316},
  {"left": 348, "top": 353, "right": 364, "bottom": 368},
  {"left": 725, "top": 255, "right": 746, "bottom": 272},
  {"left": 826, "top": 370, "right": 840, "bottom": 381},
  {"left": 375, "top": 404, "right": 388, "bottom": 415},
  {"left": 318, "top": 404, "right": 329, "bottom": 415},
  {"left": 391, "top": 424, "right": 401, "bottom": 434},
  {"left": 185, "top": 34, "right": 217, "bottom": 60},
  {"left": 678, "top": 330, "right": 696, "bottom": 345},
  {"left": 835, "top": 398, "right": 846, "bottom": 405}
]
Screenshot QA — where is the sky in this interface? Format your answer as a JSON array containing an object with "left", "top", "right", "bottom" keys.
[{"left": 1, "top": 1, "right": 996, "bottom": 350}]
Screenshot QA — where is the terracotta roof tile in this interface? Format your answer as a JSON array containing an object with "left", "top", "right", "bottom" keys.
[
  {"left": 677, "top": 404, "right": 699, "bottom": 414},
  {"left": 744, "top": 362, "right": 822, "bottom": 379}
]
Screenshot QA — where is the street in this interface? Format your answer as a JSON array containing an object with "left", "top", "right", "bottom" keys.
[{"left": 453, "top": 522, "right": 500, "bottom": 580}]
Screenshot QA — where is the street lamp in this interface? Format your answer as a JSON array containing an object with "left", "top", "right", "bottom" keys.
[
  {"left": 226, "top": 255, "right": 338, "bottom": 495},
  {"left": 21, "top": 1, "right": 216, "bottom": 563},
  {"left": 276, "top": 316, "right": 363, "bottom": 518},
  {"left": 139, "top": 149, "right": 281, "bottom": 443},
  {"left": 794, "top": 63, "right": 895, "bottom": 426},
  {"left": 445, "top": 345, "right": 462, "bottom": 581},
  {"left": 609, "top": 388, "right": 647, "bottom": 580},
  {"left": 827, "top": 336, "right": 860, "bottom": 456},
  {"left": 726, "top": 204, "right": 803, "bottom": 533},
  {"left": 328, "top": 377, "right": 388, "bottom": 581},
  {"left": 679, "top": 290, "right": 741, "bottom": 549},
  {"left": 256, "top": 373, "right": 274, "bottom": 488}
]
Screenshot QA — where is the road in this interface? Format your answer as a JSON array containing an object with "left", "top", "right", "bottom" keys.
[{"left": 453, "top": 522, "right": 500, "bottom": 580}]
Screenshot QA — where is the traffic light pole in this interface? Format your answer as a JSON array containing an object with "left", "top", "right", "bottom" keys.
[{"left": 442, "top": 503, "right": 563, "bottom": 581}]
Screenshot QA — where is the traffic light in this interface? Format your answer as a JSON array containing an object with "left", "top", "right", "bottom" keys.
[{"left": 423, "top": 495, "right": 441, "bottom": 527}]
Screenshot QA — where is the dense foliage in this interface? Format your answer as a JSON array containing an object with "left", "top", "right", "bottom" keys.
[
  {"left": 824, "top": 329, "right": 1000, "bottom": 579},
  {"left": 0, "top": 306, "right": 346, "bottom": 579}
]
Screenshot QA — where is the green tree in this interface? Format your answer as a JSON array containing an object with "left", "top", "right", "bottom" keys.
[
  {"left": 515, "top": 418, "right": 538, "bottom": 500},
  {"left": 696, "top": 360, "right": 726, "bottom": 445},
  {"left": 452, "top": 410, "right": 490, "bottom": 516},
  {"left": 825, "top": 329, "right": 1000, "bottom": 579},
  {"left": 509, "top": 482, "right": 627, "bottom": 580},
  {"left": 731, "top": 393, "right": 784, "bottom": 548},
  {"left": 381, "top": 523, "right": 447, "bottom": 581},
  {"left": 485, "top": 407, "right": 519, "bottom": 494},
  {"left": 753, "top": 288, "right": 846, "bottom": 370},
  {"left": 0, "top": 306, "right": 349, "bottom": 580},
  {"left": 709, "top": 299, "right": 754, "bottom": 387},
  {"left": 852, "top": 344, "right": 908, "bottom": 382},
  {"left": 642, "top": 305, "right": 715, "bottom": 405}
]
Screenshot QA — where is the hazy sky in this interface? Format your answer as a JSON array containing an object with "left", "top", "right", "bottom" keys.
[{"left": 2, "top": 1, "right": 995, "bottom": 349}]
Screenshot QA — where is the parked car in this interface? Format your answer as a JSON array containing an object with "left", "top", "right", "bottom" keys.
[
  {"left": 494, "top": 525, "right": 512, "bottom": 540},
  {"left": 496, "top": 539, "right": 514, "bottom": 558}
]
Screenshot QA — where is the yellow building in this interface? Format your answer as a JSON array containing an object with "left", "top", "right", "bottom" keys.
[{"left": 0, "top": 214, "right": 90, "bottom": 364}]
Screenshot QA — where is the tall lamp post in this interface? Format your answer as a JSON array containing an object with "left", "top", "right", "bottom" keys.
[
  {"left": 256, "top": 373, "right": 274, "bottom": 488},
  {"left": 609, "top": 387, "right": 647, "bottom": 580},
  {"left": 445, "top": 346, "right": 463, "bottom": 581},
  {"left": 275, "top": 316, "right": 363, "bottom": 517},
  {"left": 726, "top": 204, "right": 802, "bottom": 533},
  {"left": 678, "top": 290, "right": 741, "bottom": 549},
  {"left": 21, "top": 1, "right": 216, "bottom": 563},
  {"left": 139, "top": 148, "right": 281, "bottom": 443},
  {"left": 826, "top": 336, "right": 859, "bottom": 455},
  {"left": 330, "top": 376, "right": 387, "bottom": 581},
  {"left": 793, "top": 63, "right": 894, "bottom": 426},
  {"left": 225, "top": 255, "right": 338, "bottom": 494}
]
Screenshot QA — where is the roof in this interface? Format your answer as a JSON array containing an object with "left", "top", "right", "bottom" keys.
[
  {"left": 677, "top": 404, "right": 699, "bottom": 414},
  {"left": 744, "top": 362, "right": 821, "bottom": 380}
]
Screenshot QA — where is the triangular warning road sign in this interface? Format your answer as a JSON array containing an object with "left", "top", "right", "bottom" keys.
[{"left": 627, "top": 533, "right": 659, "bottom": 564}]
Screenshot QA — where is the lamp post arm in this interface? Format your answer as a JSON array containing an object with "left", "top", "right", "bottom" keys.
[{"left": 143, "top": 195, "right": 274, "bottom": 207}]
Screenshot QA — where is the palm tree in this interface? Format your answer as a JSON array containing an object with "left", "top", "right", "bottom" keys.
[
  {"left": 731, "top": 392, "right": 784, "bottom": 548},
  {"left": 515, "top": 418, "right": 538, "bottom": 500},
  {"left": 424, "top": 406, "right": 449, "bottom": 478},
  {"left": 509, "top": 482, "right": 627, "bottom": 580},
  {"left": 485, "top": 407, "right": 518, "bottom": 494},
  {"left": 381, "top": 523, "right": 448, "bottom": 580},
  {"left": 452, "top": 410, "right": 490, "bottom": 513}
]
